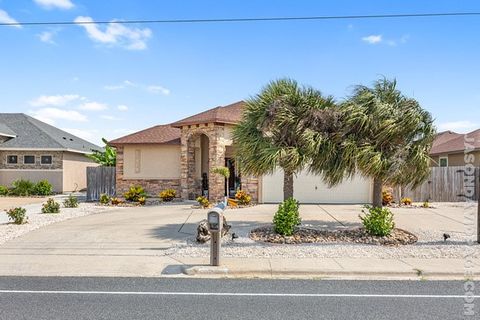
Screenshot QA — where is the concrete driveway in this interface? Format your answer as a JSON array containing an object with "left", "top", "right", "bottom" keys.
[{"left": 0, "top": 202, "right": 471, "bottom": 277}]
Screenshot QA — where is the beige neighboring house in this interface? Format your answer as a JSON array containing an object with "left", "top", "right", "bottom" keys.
[
  {"left": 430, "top": 129, "right": 480, "bottom": 167},
  {"left": 0, "top": 113, "right": 101, "bottom": 193},
  {"left": 110, "top": 101, "right": 373, "bottom": 204}
]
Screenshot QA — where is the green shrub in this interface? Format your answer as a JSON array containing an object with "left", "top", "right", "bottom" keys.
[
  {"left": 124, "top": 185, "right": 147, "bottom": 202},
  {"left": 0, "top": 185, "right": 9, "bottom": 196},
  {"left": 34, "top": 180, "right": 53, "bottom": 196},
  {"left": 5, "top": 207, "right": 27, "bottom": 224},
  {"left": 422, "top": 201, "right": 430, "bottom": 208},
  {"left": 273, "top": 197, "right": 301, "bottom": 236},
  {"left": 235, "top": 190, "right": 251, "bottom": 205},
  {"left": 159, "top": 189, "right": 176, "bottom": 202},
  {"left": 359, "top": 205, "right": 395, "bottom": 236},
  {"left": 41, "top": 198, "right": 60, "bottom": 214},
  {"left": 110, "top": 197, "right": 123, "bottom": 205},
  {"left": 10, "top": 179, "right": 35, "bottom": 196},
  {"left": 138, "top": 196, "right": 146, "bottom": 206},
  {"left": 99, "top": 194, "right": 110, "bottom": 205},
  {"left": 196, "top": 196, "right": 210, "bottom": 208},
  {"left": 63, "top": 194, "right": 79, "bottom": 208},
  {"left": 401, "top": 197, "right": 412, "bottom": 206}
]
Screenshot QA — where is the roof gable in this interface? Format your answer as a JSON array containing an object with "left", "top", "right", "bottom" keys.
[
  {"left": 171, "top": 101, "right": 245, "bottom": 127},
  {"left": 430, "top": 129, "right": 480, "bottom": 155},
  {"left": 109, "top": 125, "right": 181, "bottom": 145},
  {"left": 0, "top": 113, "right": 101, "bottom": 153}
]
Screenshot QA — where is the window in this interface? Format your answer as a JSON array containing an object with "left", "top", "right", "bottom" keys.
[
  {"left": 41, "top": 155, "right": 53, "bottom": 165},
  {"left": 23, "top": 155, "right": 35, "bottom": 164},
  {"left": 7, "top": 155, "right": 17, "bottom": 164},
  {"left": 439, "top": 156, "right": 448, "bottom": 167}
]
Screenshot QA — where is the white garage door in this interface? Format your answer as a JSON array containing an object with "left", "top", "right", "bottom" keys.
[{"left": 261, "top": 169, "right": 372, "bottom": 204}]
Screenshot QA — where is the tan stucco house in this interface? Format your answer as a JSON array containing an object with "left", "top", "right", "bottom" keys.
[
  {"left": 430, "top": 130, "right": 480, "bottom": 167},
  {"left": 0, "top": 113, "right": 100, "bottom": 192},
  {"left": 110, "top": 101, "right": 373, "bottom": 204}
]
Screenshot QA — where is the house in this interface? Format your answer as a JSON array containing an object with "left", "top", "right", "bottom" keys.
[
  {"left": 430, "top": 130, "right": 480, "bottom": 167},
  {"left": 0, "top": 113, "right": 101, "bottom": 192},
  {"left": 109, "top": 101, "right": 373, "bottom": 204}
]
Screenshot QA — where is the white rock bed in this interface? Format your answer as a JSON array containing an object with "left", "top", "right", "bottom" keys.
[
  {"left": 0, "top": 203, "right": 120, "bottom": 245},
  {"left": 167, "top": 227, "right": 480, "bottom": 259}
]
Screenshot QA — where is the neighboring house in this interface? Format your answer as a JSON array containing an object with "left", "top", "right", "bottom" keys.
[
  {"left": 0, "top": 113, "right": 101, "bottom": 192},
  {"left": 110, "top": 101, "right": 372, "bottom": 204},
  {"left": 430, "top": 130, "right": 480, "bottom": 167}
]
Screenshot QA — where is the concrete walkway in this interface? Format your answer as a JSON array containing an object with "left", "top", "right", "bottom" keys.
[{"left": 0, "top": 202, "right": 477, "bottom": 279}]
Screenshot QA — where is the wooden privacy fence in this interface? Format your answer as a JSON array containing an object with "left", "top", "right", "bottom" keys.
[
  {"left": 86, "top": 166, "right": 116, "bottom": 201},
  {"left": 395, "top": 166, "right": 479, "bottom": 202}
]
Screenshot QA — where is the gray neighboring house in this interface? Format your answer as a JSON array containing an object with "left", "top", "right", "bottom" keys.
[{"left": 0, "top": 113, "right": 101, "bottom": 193}]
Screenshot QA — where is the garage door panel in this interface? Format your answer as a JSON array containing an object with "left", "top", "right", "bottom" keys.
[{"left": 262, "top": 169, "right": 371, "bottom": 204}]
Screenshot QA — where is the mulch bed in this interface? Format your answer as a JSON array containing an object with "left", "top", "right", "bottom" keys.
[{"left": 250, "top": 226, "right": 418, "bottom": 246}]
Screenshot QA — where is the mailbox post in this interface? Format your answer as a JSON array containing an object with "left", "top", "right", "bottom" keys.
[{"left": 207, "top": 204, "right": 224, "bottom": 266}]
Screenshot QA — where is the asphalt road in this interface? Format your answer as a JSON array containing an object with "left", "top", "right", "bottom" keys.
[{"left": 0, "top": 277, "right": 478, "bottom": 320}]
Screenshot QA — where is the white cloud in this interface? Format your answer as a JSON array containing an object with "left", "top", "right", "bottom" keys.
[
  {"left": 29, "top": 94, "right": 82, "bottom": 107},
  {"left": 361, "top": 35, "right": 382, "bottom": 44},
  {"left": 78, "top": 102, "right": 108, "bottom": 111},
  {"left": 37, "top": 30, "right": 57, "bottom": 44},
  {"left": 146, "top": 85, "right": 170, "bottom": 95},
  {"left": 117, "top": 105, "right": 128, "bottom": 111},
  {"left": 74, "top": 16, "right": 152, "bottom": 50},
  {"left": 104, "top": 80, "right": 136, "bottom": 90},
  {"left": 30, "top": 108, "right": 87, "bottom": 125},
  {"left": 100, "top": 115, "right": 121, "bottom": 121},
  {"left": 438, "top": 121, "right": 478, "bottom": 133},
  {"left": 33, "top": 0, "right": 74, "bottom": 10},
  {"left": 0, "top": 9, "right": 21, "bottom": 28}
]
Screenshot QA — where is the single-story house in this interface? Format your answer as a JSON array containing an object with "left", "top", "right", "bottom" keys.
[
  {"left": 0, "top": 113, "right": 101, "bottom": 192},
  {"left": 430, "top": 130, "right": 480, "bottom": 167},
  {"left": 110, "top": 101, "right": 372, "bottom": 204}
]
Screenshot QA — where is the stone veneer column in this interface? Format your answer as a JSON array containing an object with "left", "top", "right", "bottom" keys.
[
  {"left": 208, "top": 125, "right": 226, "bottom": 202},
  {"left": 179, "top": 131, "right": 189, "bottom": 199}
]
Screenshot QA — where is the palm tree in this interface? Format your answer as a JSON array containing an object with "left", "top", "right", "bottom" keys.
[
  {"left": 233, "top": 79, "right": 335, "bottom": 200},
  {"left": 335, "top": 78, "right": 435, "bottom": 207}
]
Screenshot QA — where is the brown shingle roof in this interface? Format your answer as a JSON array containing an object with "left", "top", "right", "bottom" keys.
[
  {"left": 171, "top": 101, "right": 246, "bottom": 127},
  {"left": 109, "top": 125, "right": 180, "bottom": 145},
  {"left": 430, "top": 129, "right": 480, "bottom": 155}
]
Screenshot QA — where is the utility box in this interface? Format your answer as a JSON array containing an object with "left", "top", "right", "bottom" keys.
[{"left": 207, "top": 207, "right": 224, "bottom": 266}]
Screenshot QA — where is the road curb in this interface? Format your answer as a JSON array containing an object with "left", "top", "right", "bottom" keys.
[{"left": 182, "top": 266, "right": 472, "bottom": 280}]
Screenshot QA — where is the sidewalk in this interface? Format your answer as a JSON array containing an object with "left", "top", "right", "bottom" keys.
[{"left": 179, "top": 256, "right": 480, "bottom": 280}]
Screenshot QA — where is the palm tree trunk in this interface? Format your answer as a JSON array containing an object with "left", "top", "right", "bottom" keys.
[
  {"left": 283, "top": 170, "right": 294, "bottom": 201},
  {"left": 372, "top": 177, "right": 383, "bottom": 208}
]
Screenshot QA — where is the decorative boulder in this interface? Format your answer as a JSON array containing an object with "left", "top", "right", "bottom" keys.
[{"left": 196, "top": 217, "right": 231, "bottom": 243}]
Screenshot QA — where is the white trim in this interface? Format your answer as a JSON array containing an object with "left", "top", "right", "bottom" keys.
[
  {"left": 23, "top": 154, "right": 36, "bottom": 165},
  {"left": 0, "top": 148, "right": 94, "bottom": 155},
  {"left": 0, "top": 290, "right": 477, "bottom": 299},
  {"left": 0, "top": 169, "right": 63, "bottom": 172},
  {"left": 40, "top": 154, "right": 53, "bottom": 165},
  {"left": 0, "top": 132, "right": 16, "bottom": 138},
  {"left": 439, "top": 156, "right": 449, "bottom": 167},
  {"left": 6, "top": 154, "right": 18, "bottom": 165}
]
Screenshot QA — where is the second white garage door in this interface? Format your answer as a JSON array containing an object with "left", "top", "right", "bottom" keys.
[{"left": 261, "top": 169, "right": 372, "bottom": 204}]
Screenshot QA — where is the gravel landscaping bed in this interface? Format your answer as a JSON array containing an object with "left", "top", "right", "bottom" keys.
[
  {"left": 167, "top": 225, "right": 480, "bottom": 260},
  {"left": 249, "top": 226, "right": 418, "bottom": 246},
  {"left": 0, "top": 203, "right": 121, "bottom": 245}
]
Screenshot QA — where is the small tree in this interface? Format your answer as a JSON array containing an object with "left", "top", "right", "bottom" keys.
[
  {"left": 212, "top": 166, "right": 230, "bottom": 197},
  {"left": 88, "top": 138, "right": 116, "bottom": 167}
]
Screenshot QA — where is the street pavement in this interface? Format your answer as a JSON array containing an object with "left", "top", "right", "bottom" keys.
[{"left": 0, "top": 277, "right": 478, "bottom": 319}]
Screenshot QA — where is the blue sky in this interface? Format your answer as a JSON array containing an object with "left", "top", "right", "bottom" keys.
[{"left": 0, "top": 0, "right": 479, "bottom": 145}]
